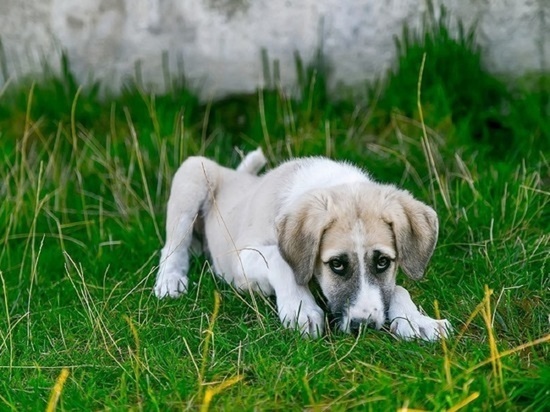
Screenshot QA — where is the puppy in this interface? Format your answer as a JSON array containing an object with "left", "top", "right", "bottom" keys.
[{"left": 153, "top": 149, "right": 451, "bottom": 340}]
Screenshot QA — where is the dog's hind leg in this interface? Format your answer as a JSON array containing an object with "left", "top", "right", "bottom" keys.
[
  {"left": 154, "top": 157, "right": 221, "bottom": 298},
  {"left": 236, "top": 148, "right": 267, "bottom": 175}
]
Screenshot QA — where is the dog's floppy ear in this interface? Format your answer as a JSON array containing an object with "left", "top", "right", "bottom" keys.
[
  {"left": 276, "top": 192, "right": 333, "bottom": 285},
  {"left": 383, "top": 190, "right": 439, "bottom": 280}
]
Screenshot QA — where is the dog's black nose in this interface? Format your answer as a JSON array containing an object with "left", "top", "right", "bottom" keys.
[{"left": 349, "top": 318, "right": 377, "bottom": 333}]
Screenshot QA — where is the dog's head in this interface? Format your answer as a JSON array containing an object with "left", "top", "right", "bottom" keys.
[{"left": 277, "top": 182, "right": 438, "bottom": 333}]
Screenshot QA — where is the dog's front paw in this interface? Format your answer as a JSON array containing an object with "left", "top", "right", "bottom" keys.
[
  {"left": 390, "top": 315, "right": 452, "bottom": 341},
  {"left": 278, "top": 300, "right": 325, "bottom": 338},
  {"left": 154, "top": 271, "right": 188, "bottom": 299}
]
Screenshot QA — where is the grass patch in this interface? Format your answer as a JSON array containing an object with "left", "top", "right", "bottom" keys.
[{"left": 1, "top": 10, "right": 549, "bottom": 411}]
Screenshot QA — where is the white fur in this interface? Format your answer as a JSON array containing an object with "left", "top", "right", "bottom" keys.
[
  {"left": 279, "top": 158, "right": 368, "bottom": 215},
  {"left": 153, "top": 149, "right": 452, "bottom": 340},
  {"left": 389, "top": 286, "right": 452, "bottom": 341},
  {"left": 236, "top": 147, "right": 267, "bottom": 174}
]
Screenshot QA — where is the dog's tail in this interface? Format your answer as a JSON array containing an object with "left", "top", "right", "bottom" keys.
[{"left": 236, "top": 148, "right": 267, "bottom": 175}]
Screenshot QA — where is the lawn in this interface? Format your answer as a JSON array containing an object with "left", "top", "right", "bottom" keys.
[{"left": 0, "top": 13, "right": 549, "bottom": 411}]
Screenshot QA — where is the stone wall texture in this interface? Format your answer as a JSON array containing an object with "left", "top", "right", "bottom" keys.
[{"left": 0, "top": 0, "right": 548, "bottom": 99}]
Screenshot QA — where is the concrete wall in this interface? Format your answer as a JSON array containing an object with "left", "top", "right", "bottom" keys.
[{"left": 0, "top": 0, "right": 548, "bottom": 100}]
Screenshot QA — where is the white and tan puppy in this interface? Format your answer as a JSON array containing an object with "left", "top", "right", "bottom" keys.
[{"left": 154, "top": 149, "right": 451, "bottom": 340}]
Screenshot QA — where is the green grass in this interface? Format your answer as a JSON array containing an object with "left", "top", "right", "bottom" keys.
[{"left": 1, "top": 12, "right": 549, "bottom": 411}]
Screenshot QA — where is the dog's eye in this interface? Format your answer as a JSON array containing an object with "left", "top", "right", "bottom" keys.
[
  {"left": 328, "top": 258, "right": 347, "bottom": 276},
  {"left": 376, "top": 256, "right": 391, "bottom": 273}
]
